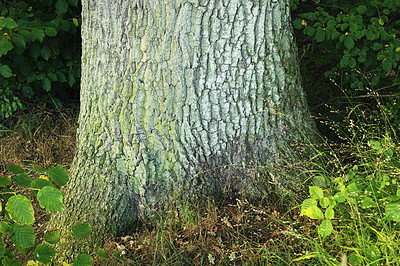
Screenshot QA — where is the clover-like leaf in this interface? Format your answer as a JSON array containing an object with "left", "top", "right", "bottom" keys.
[
  {"left": 33, "top": 244, "right": 56, "bottom": 264},
  {"left": 48, "top": 165, "right": 69, "bottom": 186},
  {"left": 72, "top": 222, "right": 92, "bottom": 238},
  {"left": 37, "top": 186, "right": 63, "bottom": 212},
  {"left": 6, "top": 195, "right": 34, "bottom": 225}
]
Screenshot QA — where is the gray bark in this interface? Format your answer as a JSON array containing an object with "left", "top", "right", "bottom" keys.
[{"left": 49, "top": 0, "right": 315, "bottom": 260}]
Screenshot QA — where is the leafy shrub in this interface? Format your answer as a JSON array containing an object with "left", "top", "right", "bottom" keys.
[
  {"left": 297, "top": 101, "right": 400, "bottom": 265},
  {"left": 0, "top": 164, "right": 94, "bottom": 265},
  {"left": 0, "top": 0, "right": 81, "bottom": 119},
  {"left": 291, "top": 0, "right": 400, "bottom": 130}
]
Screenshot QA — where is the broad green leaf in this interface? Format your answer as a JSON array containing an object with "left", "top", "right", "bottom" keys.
[
  {"left": 304, "top": 26, "right": 315, "bottom": 37},
  {"left": 41, "top": 46, "right": 52, "bottom": 61},
  {"left": 0, "top": 175, "right": 11, "bottom": 186},
  {"left": 357, "top": 5, "right": 367, "bottom": 15},
  {"left": 385, "top": 202, "right": 400, "bottom": 222},
  {"left": 318, "top": 220, "right": 333, "bottom": 238},
  {"left": 313, "top": 175, "right": 330, "bottom": 187},
  {"left": 73, "top": 254, "right": 93, "bottom": 266},
  {"left": 48, "top": 165, "right": 69, "bottom": 186},
  {"left": 293, "top": 19, "right": 303, "bottom": 30},
  {"left": 325, "top": 206, "right": 335, "bottom": 219},
  {"left": 315, "top": 29, "right": 325, "bottom": 42},
  {"left": 4, "top": 18, "right": 17, "bottom": 29},
  {"left": 29, "top": 43, "right": 41, "bottom": 60},
  {"left": 382, "top": 59, "right": 392, "bottom": 72},
  {"left": 42, "top": 78, "right": 51, "bottom": 92},
  {"left": 6, "top": 195, "right": 35, "bottom": 224},
  {"left": 96, "top": 248, "right": 109, "bottom": 259},
  {"left": 32, "top": 164, "right": 47, "bottom": 173},
  {"left": 1, "top": 257, "right": 21, "bottom": 266},
  {"left": 47, "top": 72, "right": 58, "bottom": 82},
  {"left": 309, "top": 186, "right": 324, "bottom": 200},
  {"left": 344, "top": 36, "right": 355, "bottom": 50},
  {"left": 0, "top": 221, "right": 11, "bottom": 234},
  {"left": 302, "top": 205, "right": 324, "bottom": 220},
  {"left": 55, "top": 0, "right": 69, "bottom": 14},
  {"left": 72, "top": 222, "right": 92, "bottom": 238},
  {"left": 19, "top": 61, "right": 32, "bottom": 77},
  {"left": 300, "top": 198, "right": 317, "bottom": 216},
  {"left": 358, "top": 51, "right": 367, "bottom": 62},
  {"left": 10, "top": 34, "right": 25, "bottom": 48},
  {"left": 45, "top": 27, "right": 57, "bottom": 37},
  {"left": 360, "top": 197, "right": 377, "bottom": 209},
  {"left": 68, "top": 73, "right": 76, "bottom": 87},
  {"left": 0, "top": 238, "right": 5, "bottom": 259},
  {"left": 45, "top": 230, "right": 61, "bottom": 244},
  {"left": 7, "top": 164, "right": 23, "bottom": 174},
  {"left": 56, "top": 71, "right": 67, "bottom": 82},
  {"left": 340, "top": 54, "right": 350, "bottom": 67},
  {"left": 349, "top": 57, "right": 356, "bottom": 68},
  {"left": 14, "top": 173, "right": 31, "bottom": 187},
  {"left": 68, "top": 0, "right": 79, "bottom": 7},
  {"left": 17, "top": 30, "right": 32, "bottom": 41},
  {"left": 0, "top": 36, "right": 13, "bottom": 56},
  {"left": 33, "top": 244, "right": 56, "bottom": 264},
  {"left": 331, "top": 31, "right": 340, "bottom": 39},
  {"left": 10, "top": 224, "right": 36, "bottom": 249},
  {"left": 366, "top": 29, "right": 377, "bottom": 40},
  {"left": 320, "top": 197, "right": 330, "bottom": 209},
  {"left": 31, "top": 29, "right": 45, "bottom": 42},
  {"left": 37, "top": 186, "right": 63, "bottom": 212},
  {"left": 31, "top": 178, "right": 54, "bottom": 196}
]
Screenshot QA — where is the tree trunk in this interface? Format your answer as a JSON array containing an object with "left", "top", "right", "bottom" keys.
[{"left": 49, "top": 0, "right": 315, "bottom": 260}]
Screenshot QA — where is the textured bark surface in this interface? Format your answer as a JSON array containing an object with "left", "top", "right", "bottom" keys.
[{"left": 49, "top": 0, "right": 314, "bottom": 260}]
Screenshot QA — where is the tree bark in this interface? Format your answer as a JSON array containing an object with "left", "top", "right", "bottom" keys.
[{"left": 49, "top": 0, "right": 315, "bottom": 260}]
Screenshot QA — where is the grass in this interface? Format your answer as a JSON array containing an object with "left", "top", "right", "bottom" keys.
[
  {"left": 1, "top": 95, "right": 400, "bottom": 265},
  {"left": 0, "top": 107, "right": 78, "bottom": 173}
]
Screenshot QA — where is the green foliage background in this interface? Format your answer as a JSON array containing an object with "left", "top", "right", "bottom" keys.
[
  {"left": 291, "top": 0, "right": 400, "bottom": 133},
  {"left": 0, "top": 0, "right": 81, "bottom": 119}
]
